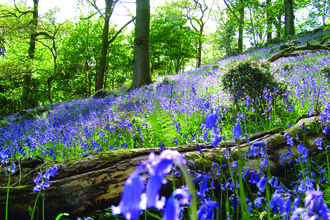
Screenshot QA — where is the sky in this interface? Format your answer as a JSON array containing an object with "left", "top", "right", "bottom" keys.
[{"left": 2, "top": 0, "right": 163, "bottom": 29}]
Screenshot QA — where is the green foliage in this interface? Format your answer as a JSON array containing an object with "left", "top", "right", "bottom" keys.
[
  {"left": 321, "top": 64, "right": 330, "bottom": 79},
  {"left": 221, "top": 58, "right": 277, "bottom": 104},
  {"left": 150, "top": 5, "right": 197, "bottom": 75}
]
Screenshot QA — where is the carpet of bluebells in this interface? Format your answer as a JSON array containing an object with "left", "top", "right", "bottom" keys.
[{"left": 1, "top": 30, "right": 330, "bottom": 220}]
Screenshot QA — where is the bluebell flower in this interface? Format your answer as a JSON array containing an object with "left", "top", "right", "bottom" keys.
[
  {"left": 313, "top": 137, "right": 324, "bottom": 150},
  {"left": 196, "top": 144, "right": 204, "bottom": 157},
  {"left": 257, "top": 176, "right": 267, "bottom": 192},
  {"left": 197, "top": 199, "right": 219, "bottom": 220},
  {"left": 50, "top": 165, "right": 58, "bottom": 177},
  {"left": 7, "top": 161, "right": 15, "bottom": 173},
  {"left": 202, "top": 130, "right": 209, "bottom": 142},
  {"left": 290, "top": 190, "right": 330, "bottom": 220},
  {"left": 248, "top": 171, "right": 256, "bottom": 184},
  {"left": 233, "top": 123, "right": 242, "bottom": 140},
  {"left": 297, "top": 142, "right": 309, "bottom": 158},
  {"left": 270, "top": 193, "right": 285, "bottom": 214},
  {"left": 254, "top": 197, "right": 266, "bottom": 208},
  {"left": 198, "top": 175, "right": 209, "bottom": 201},
  {"left": 159, "top": 142, "right": 166, "bottom": 152},
  {"left": 245, "top": 133, "right": 249, "bottom": 145},
  {"left": 297, "top": 179, "right": 306, "bottom": 193},
  {"left": 324, "top": 124, "right": 330, "bottom": 135},
  {"left": 248, "top": 202, "right": 252, "bottom": 215},
  {"left": 173, "top": 137, "right": 178, "bottom": 145},
  {"left": 242, "top": 167, "right": 250, "bottom": 180},
  {"left": 306, "top": 176, "right": 314, "bottom": 191},
  {"left": 112, "top": 164, "right": 146, "bottom": 220},
  {"left": 211, "top": 135, "right": 223, "bottom": 147},
  {"left": 284, "top": 133, "right": 294, "bottom": 146},
  {"left": 204, "top": 113, "right": 218, "bottom": 129},
  {"left": 144, "top": 159, "right": 173, "bottom": 209},
  {"left": 252, "top": 172, "right": 261, "bottom": 184},
  {"left": 163, "top": 188, "right": 191, "bottom": 220},
  {"left": 285, "top": 196, "right": 291, "bottom": 215}
]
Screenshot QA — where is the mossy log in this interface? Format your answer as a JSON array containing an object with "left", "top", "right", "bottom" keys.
[
  {"left": 0, "top": 116, "right": 325, "bottom": 219},
  {"left": 267, "top": 36, "right": 330, "bottom": 62}
]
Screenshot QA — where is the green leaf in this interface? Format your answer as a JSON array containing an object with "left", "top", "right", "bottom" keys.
[{"left": 55, "top": 213, "right": 70, "bottom": 220}]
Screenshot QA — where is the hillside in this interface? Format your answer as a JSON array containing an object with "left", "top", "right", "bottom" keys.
[{"left": 1, "top": 28, "right": 330, "bottom": 220}]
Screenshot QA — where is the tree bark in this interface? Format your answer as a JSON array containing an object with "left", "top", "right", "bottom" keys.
[
  {"left": 0, "top": 116, "right": 324, "bottom": 219},
  {"left": 284, "top": 0, "right": 295, "bottom": 37},
  {"left": 130, "top": 0, "right": 151, "bottom": 89},
  {"left": 95, "top": 0, "right": 113, "bottom": 92},
  {"left": 20, "top": 0, "right": 39, "bottom": 110},
  {"left": 238, "top": 0, "right": 244, "bottom": 53},
  {"left": 266, "top": 0, "right": 272, "bottom": 41}
]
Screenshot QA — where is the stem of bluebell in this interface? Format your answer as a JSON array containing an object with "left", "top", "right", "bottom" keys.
[
  {"left": 175, "top": 161, "right": 197, "bottom": 220},
  {"left": 6, "top": 172, "right": 10, "bottom": 220},
  {"left": 31, "top": 190, "right": 41, "bottom": 220}
]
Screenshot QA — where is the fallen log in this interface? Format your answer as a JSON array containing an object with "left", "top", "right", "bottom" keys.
[
  {"left": 0, "top": 116, "right": 325, "bottom": 219},
  {"left": 267, "top": 36, "right": 330, "bottom": 62}
]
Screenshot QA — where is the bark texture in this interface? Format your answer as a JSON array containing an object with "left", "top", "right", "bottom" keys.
[
  {"left": 130, "top": 0, "right": 151, "bottom": 89},
  {"left": 0, "top": 116, "right": 325, "bottom": 219},
  {"left": 95, "top": 0, "right": 113, "bottom": 92},
  {"left": 284, "top": 0, "right": 295, "bottom": 37},
  {"left": 20, "top": 0, "right": 39, "bottom": 110}
]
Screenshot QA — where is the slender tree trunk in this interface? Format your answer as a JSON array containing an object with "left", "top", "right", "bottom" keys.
[
  {"left": 266, "top": 0, "right": 272, "bottom": 41},
  {"left": 95, "top": 0, "right": 113, "bottom": 92},
  {"left": 238, "top": 0, "right": 244, "bottom": 53},
  {"left": 131, "top": 0, "right": 151, "bottom": 89},
  {"left": 20, "top": 0, "right": 39, "bottom": 110},
  {"left": 275, "top": 13, "right": 282, "bottom": 38},
  {"left": 197, "top": 23, "right": 204, "bottom": 68},
  {"left": 47, "top": 79, "right": 53, "bottom": 104},
  {"left": 284, "top": 0, "right": 295, "bottom": 37}
]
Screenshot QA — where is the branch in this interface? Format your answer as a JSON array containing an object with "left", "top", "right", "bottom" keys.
[
  {"left": 86, "top": 0, "right": 105, "bottom": 17},
  {"left": 107, "top": 17, "right": 135, "bottom": 45}
]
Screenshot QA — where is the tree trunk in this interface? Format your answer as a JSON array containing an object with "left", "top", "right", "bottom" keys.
[
  {"left": 197, "top": 31, "right": 203, "bottom": 68},
  {"left": 95, "top": 0, "right": 113, "bottom": 92},
  {"left": 238, "top": 0, "right": 244, "bottom": 53},
  {"left": 20, "top": 0, "right": 39, "bottom": 110},
  {"left": 284, "top": 0, "right": 295, "bottom": 37},
  {"left": 266, "top": 0, "right": 272, "bottom": 41},
  {"left": 0, "top": 116, "right": 323, "bottom": 219},
  {"left": 275, "top": 13, "right": 282, "bottom": 38},
  {"left": 130, "top": 0, "right": 151, "bottom": 89}
]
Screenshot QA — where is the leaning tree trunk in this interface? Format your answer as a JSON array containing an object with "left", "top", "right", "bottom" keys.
[
  {"left": 0, "top": 115, "right": 325, "bottom": 219},
  {"left": 20, "top": 0, "right": 39, "bottom": 110},
  {"left": 95, "top": 0, "right": 113, "bottom": 92},
  {"left": 130, "top": 0, "right": 152, "bottom": 89}
]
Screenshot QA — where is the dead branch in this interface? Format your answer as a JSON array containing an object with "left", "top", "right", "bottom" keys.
[{"left": 267, "top": 37, "right": 330, "bottom": 62}]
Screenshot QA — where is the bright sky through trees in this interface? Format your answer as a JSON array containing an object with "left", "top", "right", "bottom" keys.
[{"left": 2, "top": 0, "right": 160, "bottom": 26}]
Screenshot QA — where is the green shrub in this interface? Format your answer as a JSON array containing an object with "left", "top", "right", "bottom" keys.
[
  {"left": 221, "top": 58, "right": 278, "bottom": 111},
  {"left": 321, "top": 64, "right": 330, "bottom": 79}
]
